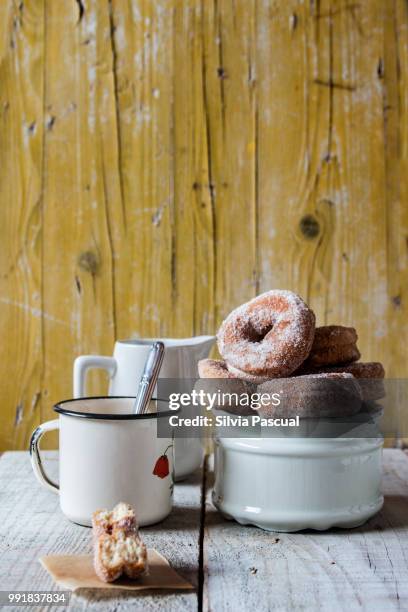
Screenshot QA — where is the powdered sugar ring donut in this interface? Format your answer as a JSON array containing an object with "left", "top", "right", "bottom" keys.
[{"left": 217, "top": 290, "right": 316, "bottom": 378}]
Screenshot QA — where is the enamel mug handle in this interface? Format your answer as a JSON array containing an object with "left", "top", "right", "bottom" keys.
[
  {"left": 30, "top": 420, "right": 60, "bottom": 494},
  {"left": 73, "top": 355, "right": 117, "bottom": 398}
]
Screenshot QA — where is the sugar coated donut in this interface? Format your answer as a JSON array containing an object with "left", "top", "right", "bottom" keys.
[
  {"left": 299, "top": 325, "right": 360, "bottom": 369},
  {"left": 257, "top": 372, "right": 362, "bottom": 418},
  {"left": 311, "top": 325, "right": 357, "bottom": 349},
  {"left": 199, "top": 358, "right": 270, "bottom": 383},
  {"left": 304, "top": 362, "right": 386, "bottom": 402},
  {"left": 197, "top": 359, "right": 254, "bottom": 415},
  {"left": 304, "top": 343, "right": 360, "bottom": 368},
  {"left": 322, "top": 361, "right": 385, "bottom": 379},
  {"left": 217, "top": 290, "right": 316, "bottom": 378},
  {"left": 226, "top": 363, "right": 270, "bottom": 384},
  {"left": 198, "top": 359, "right": 236, "bottom": 379}
]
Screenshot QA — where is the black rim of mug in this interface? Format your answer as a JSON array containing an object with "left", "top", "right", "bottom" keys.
[{"left": 54, "top": 396, "right": 175, "bottom": 420}]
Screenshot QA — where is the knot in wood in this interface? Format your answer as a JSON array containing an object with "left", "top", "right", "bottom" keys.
[
  {"left": 78, "top": 250, "right": 99, "bottom": 275},
  {"left": 299, "top": 214, "right": 320, "bottom": 239}
]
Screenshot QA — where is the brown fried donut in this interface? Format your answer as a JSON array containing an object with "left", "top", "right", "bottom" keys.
[
  {"left": 304, "top": 362, "right": 386, "bottom": 402},
  {"left": 198, "top": 359, "right": 236, "bottom": 379},
  {"left": 257, "top": 373, "right": 362, "bottom": 418},
  {"left": 199, "top": 358, "right": 269, "bottom": 383},
  {"left": 197, "top": 359, "right": 254, "bottom": 415},
  {"left": 322, "top": 361, "right": 385, "bottom": 379},
  {"left": 226, "top": 363, "right": 270, "bottom": 384},
  {"left": 217, "top": 290, "right": 316, "bottom": 378},
  {"left": 304, "top": 343, "right": 360, "bottom": 368},
  {"left": 300, "top": 325, "right": 360, "bottom": 369},
  {"left": 312, "top": 325, "right": 357, "bottom": 349}
]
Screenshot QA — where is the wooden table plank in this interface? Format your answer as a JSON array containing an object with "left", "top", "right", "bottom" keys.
[
  {"left": 202, "top": 449, "right": 408, "bottom": 612},
  {"left": 0, "top": 452, "right": 201, "bottom": 611},
  {"left": 2, "top": 450, "right": 408, "bottom": 611}
]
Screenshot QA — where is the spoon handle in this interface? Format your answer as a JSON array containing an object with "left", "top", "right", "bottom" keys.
[{"left": 132, "top": 342, "right": 165, "bottom": 415}]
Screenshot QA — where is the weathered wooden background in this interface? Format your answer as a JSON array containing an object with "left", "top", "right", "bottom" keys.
[{"left": 0, "top": 0, "right": 407, "bottom": 451}]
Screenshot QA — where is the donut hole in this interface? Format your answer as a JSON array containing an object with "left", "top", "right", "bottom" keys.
[{"left": 245, "top": 321, "right": 274, "bottom": 343}]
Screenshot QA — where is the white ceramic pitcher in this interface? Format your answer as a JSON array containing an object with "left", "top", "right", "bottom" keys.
[{"left": 73, "top": 336, "right": 215, "bottom": 480}]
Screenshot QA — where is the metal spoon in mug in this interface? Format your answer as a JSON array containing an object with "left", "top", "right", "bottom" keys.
[{"left": 132, "top": 341, "right": 165, "bottom": 415}]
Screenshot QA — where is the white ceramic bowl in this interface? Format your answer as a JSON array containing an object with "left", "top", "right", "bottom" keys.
[{"left": 213, "top": 433, "right": 384, "bottom": 532}]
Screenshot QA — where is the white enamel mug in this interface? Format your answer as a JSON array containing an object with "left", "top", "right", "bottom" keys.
[
  {"left": 30, "top": 397, "right": 174, "bottom": 527},
  {"left": 73, "top": 337, "right": 215, "bottom": 480}
]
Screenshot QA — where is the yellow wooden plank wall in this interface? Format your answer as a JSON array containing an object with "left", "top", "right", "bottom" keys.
[{"left": 0, "top": 0, "right": 407, "bottom": 451}]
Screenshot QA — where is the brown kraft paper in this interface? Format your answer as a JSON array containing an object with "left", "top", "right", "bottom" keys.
[{"left": 40, "top": 549, "right": 194, "bottom": 592}]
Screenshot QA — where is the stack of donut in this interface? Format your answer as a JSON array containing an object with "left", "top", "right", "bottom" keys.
[{"left": 198, "top": 290, "right": 385, "bottom": 418}]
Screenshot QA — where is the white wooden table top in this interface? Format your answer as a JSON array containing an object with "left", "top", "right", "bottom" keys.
[{"left": 0, "top": 450, "right": 408, "bottom": 611}]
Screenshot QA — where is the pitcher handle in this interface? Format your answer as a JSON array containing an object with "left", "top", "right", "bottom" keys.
[
  {"left": 30, "top": 420, "right": 60, "bottom": 494},
  {"left": 73, "top": 355, "right": 117, "bottom": 398}
]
